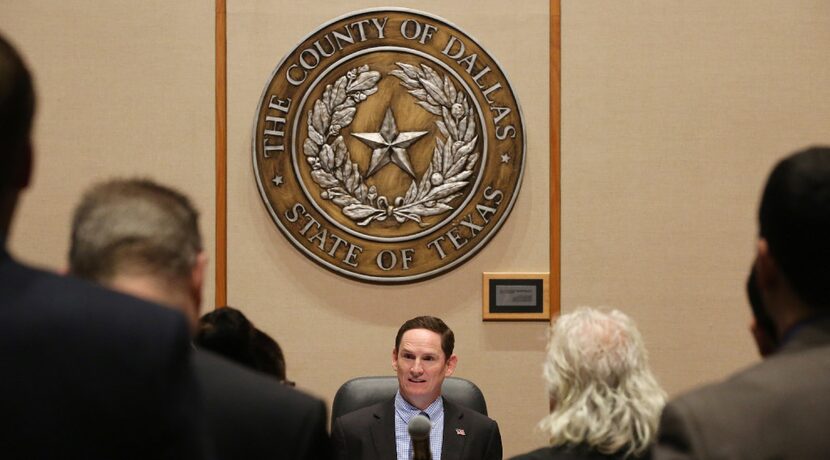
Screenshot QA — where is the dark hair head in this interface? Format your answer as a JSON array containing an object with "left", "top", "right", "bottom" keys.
[
  {"left": 0, "top": 33, "right": 35, "bottom": 188},
  {"left": 395, "top": 316, "right": 454, "bottom": 358},
  {"left": 746, "top": 268, "right": 777, "bottom": 344},
  {"left": 195, "top": 306, "right": 287, "bottom": 381},
  {"left": 759, "top": 146, "right": 830, "bottom": 308},
  {"left": 69, "top": 178, "right": 202, "bottom": 282},
  {"left": 195, "top": 307, "right": 258, "bottom": 368},
  {"left": 253, "top": 329, "right": 286, "bottom": 382}
]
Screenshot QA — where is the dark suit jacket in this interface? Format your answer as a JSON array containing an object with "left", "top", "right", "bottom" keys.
[
  {"left": 0, "top": 251, "right": 205, "bottom": 459},
  {"left": 654, "top": 316, "right": 830, "bottom": 460},
  {"left": 194, "top": 349, "right": 331, "bottom": 459},
  {"left": 332, "top": 397, "right": 502, "bottom": 460},
  {"left": 510, "top": 444, "right": 641, "bottom": 460}
]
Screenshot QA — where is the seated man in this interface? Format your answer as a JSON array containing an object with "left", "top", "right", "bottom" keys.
[
  {"left": 0, "top": 33, "right": 204, "bottom": 458},
  {"left": 654, "top": 146, "right": 830, "bottom": 458},
  {"left": 69, "top": 178, "right": 330, "bottom": 459},
  {"left": 510, "top": 308, "right": 665, "bottom": 459},
  {"left": 332, "top": 316, "right": 502, "bottom": 460}
]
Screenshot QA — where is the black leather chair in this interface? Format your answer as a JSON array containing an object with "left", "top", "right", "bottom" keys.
[{"left": 331, "top": 376, "right": 488, "bottom": 431}]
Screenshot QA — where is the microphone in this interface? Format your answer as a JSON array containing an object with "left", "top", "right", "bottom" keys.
[{"left": 408, "top": 414, "right": 432, "bottom": 460}]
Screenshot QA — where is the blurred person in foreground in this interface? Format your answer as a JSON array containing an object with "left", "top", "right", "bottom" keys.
[
  {"left": 196, "top": 305, "right": 293, "bottom": 385},
  {"left": 654, "top": 146, "right": 830, "bottom": 459},
  {"left": 511, "top": 307, "right": 665, "bottom": 460},
  {"left": 69, "top": 178, "right": 330, "bottom": 459},
  {"left": 0, "top": 32, "right": 205, "bottom": 458}
]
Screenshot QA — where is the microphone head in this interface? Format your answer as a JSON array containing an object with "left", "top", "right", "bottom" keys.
[{"left": 408, "top": 414, "right": 432, "bottom": 440}]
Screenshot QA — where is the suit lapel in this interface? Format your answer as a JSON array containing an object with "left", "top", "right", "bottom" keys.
[
  {"left": 370, "top": 399, "right": 397, "bottom": 459},
  {"left": 441, "top": 399, "right": 466, "bottom": 460}
]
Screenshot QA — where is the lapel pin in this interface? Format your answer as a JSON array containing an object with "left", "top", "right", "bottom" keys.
[{"left": 456, "top": 428, "right": 466, "bottom": 436}]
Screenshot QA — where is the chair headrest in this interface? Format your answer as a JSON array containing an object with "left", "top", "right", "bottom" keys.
[{"left": 331, "top": 376, "right": 488, "bottom": 431}]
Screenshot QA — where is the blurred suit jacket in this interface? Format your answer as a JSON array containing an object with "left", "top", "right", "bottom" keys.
[
  {"left": 332, "top": 397, "right": 502, "bottom": 460},
  {"left": 0, "top": 250, "right": 205, "bottom": 459},
  {"left": 510, "top": 444, "right": 634, "bottom": 459},
  {"left": 654, "top": 316, "right": 830, "bottom": 460},
  {"left": 194, "top": 349, "right": 331, "bottom": 459}
]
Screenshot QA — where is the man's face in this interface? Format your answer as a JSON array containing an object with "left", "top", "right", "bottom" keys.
[{"left": 392, "top": 328, "right": 457, "bottom": 410}]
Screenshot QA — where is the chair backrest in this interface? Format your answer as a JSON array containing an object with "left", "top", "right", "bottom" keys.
[{"left": 331, "top": 376, "right": 488, "bottom": 431}]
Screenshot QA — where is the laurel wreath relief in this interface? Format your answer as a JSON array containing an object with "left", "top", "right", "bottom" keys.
[{"left": 304, "top": 63, "right": 479, "bottom": 227}]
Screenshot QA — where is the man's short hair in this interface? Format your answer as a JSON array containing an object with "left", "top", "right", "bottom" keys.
[
  {"left": 540, "top": 307, "right": 665, "bottom": 457},
  {"left": 0, "top": 33, "right": 35, "bottom": 188},
  {"left": 195, "top": 306, "right": 288, "bottom": 382},
  {"left": 394, "top": 316, "right": 454, "bottom": 358},
  {"left": 759, "top": 146, "right": 830, "bottom": 308},
  {"left": 69, "top": 178, "right": 202, "bottom": 282}
]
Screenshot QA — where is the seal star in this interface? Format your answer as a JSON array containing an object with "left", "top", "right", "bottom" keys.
[
  {"left": 351, "top": 107, "right": 428, "bottom": 178},
  {"left": 500, "top": 153, "right": 511, "bottom": 164},
  {"left": 272, "top": 175, "right": 284, "bottom": 187}
]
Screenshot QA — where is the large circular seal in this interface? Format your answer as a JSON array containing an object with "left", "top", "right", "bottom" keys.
[{"left": 253, "top": 8, "right": 525, "bottom": 283}]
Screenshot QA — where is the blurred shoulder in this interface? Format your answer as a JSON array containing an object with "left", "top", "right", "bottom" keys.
[
  {"left": 669, "top": 344, "right": 830, "bottom": 414},
  {"left": 0, "top": 258, "right": 190, "bottom": 350},
  {"left": 195, "top": 349, "right": 326, "bottom": 414},
  {"left": 511, "top": 445, "right": 635, "bottom": 460}
]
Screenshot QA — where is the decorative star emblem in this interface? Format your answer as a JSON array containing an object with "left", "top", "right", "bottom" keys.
[
  {"left": 351, "top": 107, "right": 428, "bottom": 178},
  {"left": 500, "top": 153, "right": 511, "bottom": 164},
  {"left": 272, "top": 175, "right": 284, "bottom": 187}
]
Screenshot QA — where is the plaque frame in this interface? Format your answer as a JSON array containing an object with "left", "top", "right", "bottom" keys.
[{"left": 482, "top": 272, "right": 550, "bottom": 321}]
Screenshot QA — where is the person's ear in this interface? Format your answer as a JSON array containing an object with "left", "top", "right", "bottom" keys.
[
  {"left": 392, "top": 348, "right": 399, "bottom": 372},
  {"left": 190, "top": 251, "right": 208, "bottom": 312},
  {"left": 13, "top": 141, "right": 33, "bottom": 189},
  {"left": 749, "top": 318, "right": 776, "bottom": 358},
  {"left": 755, "top": 239, "right": 778, "bottom": 292},
  {"left": 444, "top": 354, "right": 458, "bottom": 376}
]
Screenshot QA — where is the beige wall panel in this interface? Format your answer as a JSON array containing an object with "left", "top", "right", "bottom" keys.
[
  {"left": 1, "top": 1, "right": 216, "bottom": 307},
  {"left": 10, "top": 0, "right": 826, "bottom": 455},
  {"left": 227, "top": 0, "right": 550, "bottom": 455},
  {"left": 562, "top": 0, "right": 830, "bottom": 397}
]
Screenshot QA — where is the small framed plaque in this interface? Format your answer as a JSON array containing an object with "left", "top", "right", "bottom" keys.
[{"left": 482, "top": 273, "right": 550, "bottom": 321}]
